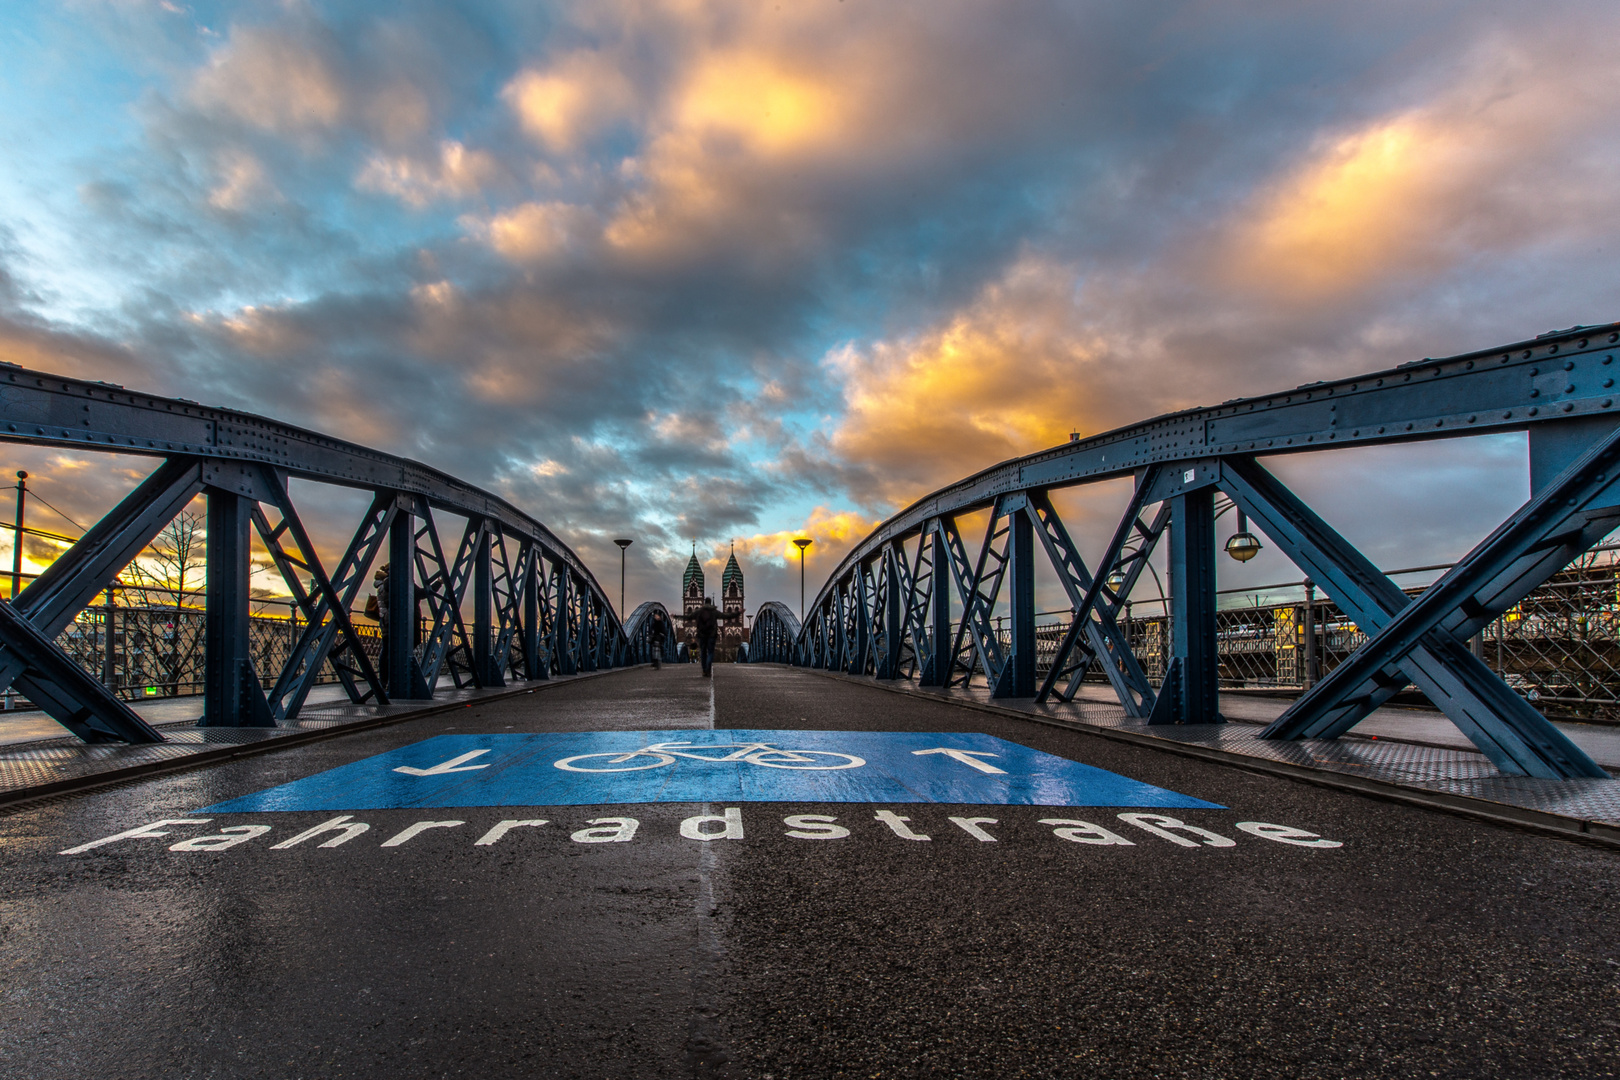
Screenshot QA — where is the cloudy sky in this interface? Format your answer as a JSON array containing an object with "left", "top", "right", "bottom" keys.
[{"left": 2, "top": 0, "right": 1619, "bottom": 617}]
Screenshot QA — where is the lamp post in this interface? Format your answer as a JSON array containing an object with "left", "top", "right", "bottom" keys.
[
  {"left": 613, "top": 538, "right": 632, "bottom": 617},
  {"left": 10, "top": 471, "right": 26, "bottom": 601},
  {"left": 793, "top": 538, "right": 812, "bottom": 621}
]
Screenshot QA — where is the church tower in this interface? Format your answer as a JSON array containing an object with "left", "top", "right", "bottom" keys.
[
  {"left": 721, "top": 543, "right": 745, "bottom": 645},
  {"left": 682, "top": 546, "right": 705, "bottom": 618}
]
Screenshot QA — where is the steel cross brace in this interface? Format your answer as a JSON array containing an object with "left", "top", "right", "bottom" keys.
[
  {"left": 1022, "top": 489, "right": 1157, "bottom": 714},
  {"left": 1244, "top": 440, "right": 1613, "bottom": 777},
  {"left": 254, "top": 477, "right": 389, "bottom": 720},
  {"left": 904, "top": 524, "right": 946, "bottom": 683},
  {"left": 933, "top": 511, "right": 991, "bottom": 689},
  {"left": 944, "top": 498, "right": 1014, "bottom": 690},
  {"left": 1037, "top": 474, "right": 1170, "bottom": 705},
  {"left": 412, "top": 508, "right": 480, "bottom": 692},
  {"left": 551, "top": 563, "right": 575, "bottom": 675},
  {"left": 484, "top": 529, "right": 527, "bottom": 686}
]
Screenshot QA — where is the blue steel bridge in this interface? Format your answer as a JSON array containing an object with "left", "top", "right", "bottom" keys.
[
  {"left": 5, "top": 320, "right": 1620, "bottom": 781},
  {"left": 6, "top": 323, "right": 1620, "bottom": 1080}
]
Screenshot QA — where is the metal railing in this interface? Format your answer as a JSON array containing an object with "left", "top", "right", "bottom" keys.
[{"left": 990, "top": 544, "right": 1620, "bottom": 721}]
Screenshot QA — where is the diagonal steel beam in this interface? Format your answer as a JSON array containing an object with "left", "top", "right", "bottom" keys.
[
  {"left": 0, "top": 599, "right": 164, "bottom": 743},
  {"left": 0, "top": 458, "right": 205, "bottom": 705},
  {"left": 945, "top": 504, "right": 1010, "bottom": 689},
  {"left": 255, "top": 477, "right": 390, "bottom": 719},
  {"left": 1023, "top": 489, "right": 1156, "bottom": 715},
  {"left": 1242, "top": 443, "right": 1618, "bottom": 778},
  {"left": 1037, "top": 467, "right": 1163, "bottom": 704}
]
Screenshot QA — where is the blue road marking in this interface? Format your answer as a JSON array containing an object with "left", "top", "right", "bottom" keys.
[{"left": 199, "top": 730, "right": 1223, "bottom": 812}]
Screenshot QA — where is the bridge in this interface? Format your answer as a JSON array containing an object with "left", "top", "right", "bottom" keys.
[{"left": 2, "top": 324, "right": 1618, "bottom": 1078}]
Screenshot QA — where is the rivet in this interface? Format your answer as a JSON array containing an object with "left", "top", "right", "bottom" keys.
[
  {"left": 1564, "top": 360, "right": 1575, "bottom": 371},
  {"left": 1550, "top": 344, "right": 1559, "bottom": 353},
  {"left": 1376, "top": 379, "right": 1384, "bottom": 387},
  {"left": 1605, "top": 399, "right": 1613, "bottom": 408},
  {"left": 1467, "top": 415, "right": 1476, "bottom": 423},
  {"left": 1405, "top": 423, "right": 1413, "bottom": 431},
  {"left": 1530, "top": 367, "right": 1539, "bottom": 375},
  {"left": 1580, "top": 339, "right": 1589, "bottom": 348},
  {"left": 1352, "top": 429, "right": 1360, "bottom": 436},
  {"left": 1566, "top": 384, "right": 1576, "bottom": 394},
  {"left": 1377, "top": 427, "right": 1385, "bottom": 434},
  {"left": 1465, "top": 361, "right": 1474, "bottom": 370},
  {"left": 1529, "top": 407, "right": 1539, "bottom": 416},
  {"left": 1503, "top": 412, "right": 1512, "bottom": 419},
  {"left": 1563, "top": 402, "right": 1576, "bottom": 412},
  {"left": 1530, "top": 389, "right": 1540, "bottom": 397},
  {"left": 1605, "top": 355, "right": 1614, "bottom": 365},
  {"left": 1524, "top": 350, "right": 1534, "bottom": 358}
]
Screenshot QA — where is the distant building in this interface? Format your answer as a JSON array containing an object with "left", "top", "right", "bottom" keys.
[
  {"left": 721, "top": 544, "right": 745, "bottom": 646},
  {"left": 681, "top": 548, "right": 705, "bottom": 647},
  {"left": 676, "top": 544, "right": 749, "bottom": 650}
]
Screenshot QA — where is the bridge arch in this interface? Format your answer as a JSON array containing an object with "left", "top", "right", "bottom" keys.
[
  {"left": 764, "top": 321, "right": 1620, "bottom": 781},
  {"left": 0, "top": 365, "right": 638, "bottom": 743}
]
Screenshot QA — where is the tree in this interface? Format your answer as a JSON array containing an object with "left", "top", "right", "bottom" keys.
[{"left": 119, "top": 509, "right": 207, "bottom": 697}]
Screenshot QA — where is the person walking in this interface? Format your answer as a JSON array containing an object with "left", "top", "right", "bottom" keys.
[
  {"left": 649, "top": 607, "right": 667, "bottom": 669},
  {"left": 695, "top": 596, "right": 720, "bottom": 678}
]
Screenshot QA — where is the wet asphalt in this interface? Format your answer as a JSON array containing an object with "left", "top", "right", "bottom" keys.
[{"left": 2, "top": 663, "right": 1618, "bottom": 1079}]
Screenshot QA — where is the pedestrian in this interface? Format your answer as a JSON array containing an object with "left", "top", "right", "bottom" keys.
[
  {"left": 695, "top": 596, "right": 720, "bottom": 678},
  {"left": 369, "top": 565, "right": 389, "bottom": 684},
  {"left": 649, "top": 607, "right": 667, "bottom": 669}
]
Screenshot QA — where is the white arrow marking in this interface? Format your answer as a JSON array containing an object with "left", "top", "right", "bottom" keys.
[
  {"left": 911, "top": 748, "right": 1008, "bottom": 774},
  {"left": 393, "top": 749, "right": 493, "bottom": 776}
]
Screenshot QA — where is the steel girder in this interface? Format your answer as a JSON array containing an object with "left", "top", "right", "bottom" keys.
[
  {"left": 776, "top": 323, "right": 1620, "bottom": 780},
  {"left": 0, "top": 368, "right": 632, "bottom": 742}
]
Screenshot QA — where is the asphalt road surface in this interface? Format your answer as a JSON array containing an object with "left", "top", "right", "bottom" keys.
[{"left": 3, "top": 664, "right": 1617, "bottom": 1079}]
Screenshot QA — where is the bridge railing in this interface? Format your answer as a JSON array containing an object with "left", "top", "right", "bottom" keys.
[
  {"left": 758, "top": 322, "right": 1620, "bottom": 780},
  {"left": 0, "top": 365, "right": 636, "bottom": 744}
]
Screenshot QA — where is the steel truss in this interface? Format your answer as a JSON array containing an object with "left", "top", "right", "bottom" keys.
[
  {"left": 0, "top": 369, "right": 634, "bottom": 743},
  {"left": 750, "top": 322, "right": 1620, "bottom": 779}
]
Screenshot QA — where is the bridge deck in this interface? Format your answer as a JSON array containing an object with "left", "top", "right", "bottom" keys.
[{"left": 4, "top": 664, "right": 1617, "bottom": 1078}]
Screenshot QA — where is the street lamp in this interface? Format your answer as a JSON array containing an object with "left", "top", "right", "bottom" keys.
[
  {"left": 10, "top": 471, "right": 26, "bottom": 601},
  {"left": 792, "top": 538, "right": 812, "bottom": 621},
  {"left": 613, "top": 538, "right": 632, "bottom": 617},
  {"left": 1225, "top": 510, "right": 1262, "bottom": 563},
  {"left": 1105, "top": 567, "right": 1126, "bottom": 593}
]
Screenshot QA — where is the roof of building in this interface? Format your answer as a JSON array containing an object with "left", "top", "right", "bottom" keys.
[
  {"left": 683, "top": 551, "right": 704, "bottom": 595},
  {"left": 722, "top": 546, "right": 743, "bottom": 595}
]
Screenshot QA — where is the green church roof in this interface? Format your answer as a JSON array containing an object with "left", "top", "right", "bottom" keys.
[
  {"left": 683, "top": 551, "right": 705, "bottom": 595},
  {"left": 722, "top": 548, "right": 743, "bottom": 595}
]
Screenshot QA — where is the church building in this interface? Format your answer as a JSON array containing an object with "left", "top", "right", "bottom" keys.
[
  {"left": 678, "top": 544, "right": 748, "bottom": 649},
  {"left": 720, "top": 544, "right": 745, "bottom": 646}
]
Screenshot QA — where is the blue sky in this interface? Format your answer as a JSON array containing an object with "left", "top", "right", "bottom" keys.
[{"left": 2, "top": 0, "right": 1619, "bottom": 614}]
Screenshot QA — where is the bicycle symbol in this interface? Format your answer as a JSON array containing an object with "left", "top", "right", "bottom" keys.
[{"left": 553, "top": 740, "right": 867, "bottom": 773}]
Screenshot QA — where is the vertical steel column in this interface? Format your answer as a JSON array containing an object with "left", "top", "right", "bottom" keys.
[
  {"left": 473, "top": 526, "right": 494, "bottom": 686},
  {"left": 922, "top": 529, "right": 952, "bottom": 686},
  {"left": 202, "top": 490, "right": 270, "bottom": 726},
  {"left": 522, "top": 552, "right": 541, "bottom": 679},
  {"left": 881, "top": 547, "right": 902, "bottom": 679},
  {"left": 1161, "top": 488, "right": 1220, "bottom": 724},
  {"left": 1004, "top": 510, "right": 1036, "bottom": 697},
  {"left": 387, "top": 507, "right": 424, "bottom": 698}
]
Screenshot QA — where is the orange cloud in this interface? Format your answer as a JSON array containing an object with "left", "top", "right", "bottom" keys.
[
  {"left": 1226, "top": 38, "right": 1620, "bottom": 299},
  {"left": 728, "top": 506, "right": 879, "bottom": 569}
]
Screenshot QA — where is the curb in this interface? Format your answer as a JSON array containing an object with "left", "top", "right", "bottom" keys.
[
  {"left": 0, "top": 667, "right": 632, "bottom": 812},
  {"left": 803, "top": 668, "right": 1620, "bottom": 852}
]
